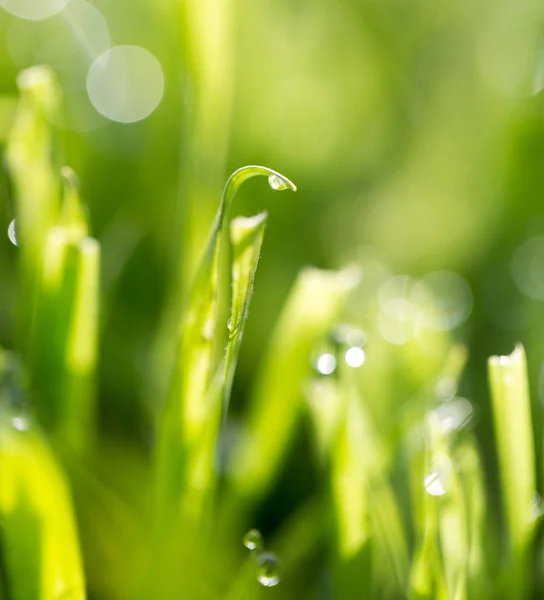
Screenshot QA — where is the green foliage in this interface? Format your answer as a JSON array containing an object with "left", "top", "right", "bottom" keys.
[{"left": 2, "top": 1, "right": 544, "bottom": 598}]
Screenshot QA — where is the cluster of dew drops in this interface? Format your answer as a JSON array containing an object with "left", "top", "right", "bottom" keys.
[
  {"left": 242, "top": 529, "right": 282, "bottom": 588},
  {"left": 315, "top": 324, "right": 367, "bottom": 377}
]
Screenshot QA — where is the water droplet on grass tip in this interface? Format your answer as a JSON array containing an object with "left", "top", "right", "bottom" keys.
[
  {"left": 268, "top": 174, "right": 289, "bottom": 191},
  {"left": 256, "top": 552, "right": 281, "bottom": 587},
  {"left": 7, "top": 220, "right": 18, "bottom": 246},
  {"left": 424, "top": 471, "right": 446, "bottom": 496},
  {"left": 243, "top": 529, "right": 263, "bottom": 552},
  {"left": 531, "top": 493, "right": 544, "bottom": 521},
  {"left": 434, "top": 397, "right": 473, "bottom": 433},
  {"left": 315, "top": 353, "right": 336, "bottom": 376},
  {"left": 12, "top": 416, "right": 28, "bottom": 432},
  {"left": 345, "top": 346, "right": 365, "bottom": 368}
]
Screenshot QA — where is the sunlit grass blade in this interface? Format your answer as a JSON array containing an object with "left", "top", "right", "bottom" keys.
[
  {"left": 455, "top": 432, "right": 489, "bottom": 598},
  {"left": 152, "top": 168, "right": 294, "bottom": 597},
  {"left": 0, "top": 410, "right": 85, "bottom": 600},
  {"left": 369, "top": 479, "right": 410, "bottom": 595},
  {"left": 224, "top": 212, "right": 267, "bottom": 403},
  {"left": 330, "top": 386, "right": 371, "bottom": 599},
  {"left": 30, "top": 169, "right": 99, "bottom": 453},
  {"left": 488, "top": 344, "right": 536, "bottom": 599},
  {"left": 179, "top": 212, "right": 269, "bottom": 526},
  {"left": 228, "top": 265, "right": 360, "bottom": 508},
  {"left": 156, "top": 167, "right": 294, "bottom": 519},
  {"left": 5, "top": 66, "right": 61, "bottom": 344}
]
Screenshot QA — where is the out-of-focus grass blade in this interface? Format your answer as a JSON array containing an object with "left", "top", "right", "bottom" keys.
[
  {"left": 5, "top": 66, "right": 61, "bottom": 340},
  {"left": 432, "top": 425, "right": 468, "bottom": 600},
  {"left": 0, "top": 410, "right": 85, "bottom": 600},
  {"left": 369, "top": 478, "right": 410, "bottom": 596},
  {"left": 30, "top": 169, "right": 99, "bottom": 453},
  {"left": 455, "top": 433, "right": 489, "bottom": 598},
  {"left": 330, "top": 385, "right": 371, "bottom": 599},
  {"left": 488, "top": 344, "right": 536, "bottom": 599},
  {"left": 229, "top": 265, "right": 360, "bottom": 508}
]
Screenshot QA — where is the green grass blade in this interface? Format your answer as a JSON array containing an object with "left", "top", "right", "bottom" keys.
[
  {"left": 488, "top": 344, "right": 536, "bottom": 598},
  {"left": 151, "top": 168, "right": 294, "bottom": 598},
  {"left": 229, "top": 266, "right": 360, "bottom": 507},
  {"left": 0, "top": 411, "right": 85, "bottom": 600},
  {"left": 224, "top": 212, "right": 268, "bottom": 406},
  {"left": 180, "top": 212, "right": 269, "bottom": 524},
  {"left": 330, "top": 386, "right": 371, "bottom": 599},
  {"left": 156, "top": 167, "right": 294, "bottom": 513},
  {"left": 5, "top": 67, "right": 61, "bottom": 344},
  {"left": 160, "top": 166, "right": 294, "bottom": 457},
  {"left": 29, "top": 172, "right": 99, "bottom": 453},
  {"left": 455, "top": 433, "right": 489, "bottom": 599}
]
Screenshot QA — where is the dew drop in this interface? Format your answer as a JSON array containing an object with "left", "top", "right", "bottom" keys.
[
  {"left": 345, "top": 346, "right": 365, "bottom": 368},
  {"left": 424, "top": 471, "right": 446, "bottom": 496},
  {"left": 256, "top": 552, "right": 281, "bottom": 587},
  {"left": 434, "top": 397, "right": 473, "bottom": 433},
  {"left": 243, "top": 529, "right": 263, "bottom": 552},
  {"left": 7, "top": 220, "right": 18, "bottom": 246},
  {"left": 315, "top": 353, "right": 336, "bottom": 376},
  {"left": 531, "top": 492, "right": 544, "bottom": 521},
  {"left": 12, "top": 416, "right": 28, "bottom": 432},
  {"left": 268, "top": 174, "right": 289, "bottom": 191}
]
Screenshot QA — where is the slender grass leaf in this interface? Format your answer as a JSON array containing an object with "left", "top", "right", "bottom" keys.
[
  {"left": 151, "top": 168, "right": 294, "bottom": 598},
  {"left": 30, "top": 172, "right": 99, "bottom": 453},
  {"left": 5, "top": 67, "right": 61, "bottom": 344},
  {"left": 330, "top": 385, "right": 371, "bottom": 599},
  {"left": 229, "top": 265, "right": 360, "bottom": 508},
  {"left": 0, "top": 411, "right": 85, "bottom": 600},
  {"left": 488, "top": 344, "right": 536, "bottom": 599},
  {"left": 156, "top": 168, "right": 294, "bottom": 516}
]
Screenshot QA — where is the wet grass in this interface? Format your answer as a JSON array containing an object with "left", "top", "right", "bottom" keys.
[{"left": 1, "top": 66, "right": 544, "bottom": 600}]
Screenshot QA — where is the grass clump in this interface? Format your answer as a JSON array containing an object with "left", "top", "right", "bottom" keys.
[{"left": 1, "top": 66, "right": 544, "bottom": 600}]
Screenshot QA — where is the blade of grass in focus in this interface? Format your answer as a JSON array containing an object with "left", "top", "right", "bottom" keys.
[
  {"left": 488, "top": 344, "right": 536, "bottom": 599},
  {"left": 170, "top": 211, "right": 269, "bottom": 532},
  {"left": 152, "top": 168, "right": 294, "bottom": 597}
]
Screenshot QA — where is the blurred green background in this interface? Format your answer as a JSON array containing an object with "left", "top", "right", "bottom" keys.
[{"left": 2, "top": 0, "right": 544, "bottom": 598}]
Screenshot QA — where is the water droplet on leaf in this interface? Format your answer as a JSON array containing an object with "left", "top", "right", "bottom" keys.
[
  {"left": 315, "top": 353, "right": 336, "bottom": 376},
  {"left": 12, "top": 416, "right": 28, "bottom": 432},
  {"left": 7, "top": 220, "right": 18, "bottom": 246},
  {"left": 256, "top": 552, "right": 281, "bottom": 587},
  {"left": 345, "top": 346, "right": 365, "bottom": 368},
  {"left": 268, "top": 174, "right": 289, "bottom": 191},
  {"left": 243, "top": 529, "right": 263, "bottom": 552},
  {"left": 424, "top": 471, "right": 447, "bottom": 496}
]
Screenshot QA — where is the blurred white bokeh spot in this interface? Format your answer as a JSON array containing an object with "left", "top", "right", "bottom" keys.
[
  {"left": 417, "top": 271, "right": 473, "bottom": 331},
  {"left": 0, "top": 0, "right": 69, "bottom": 20},
  {"left": 87, "top": 46, "right": 164, "bottom": 124}
]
